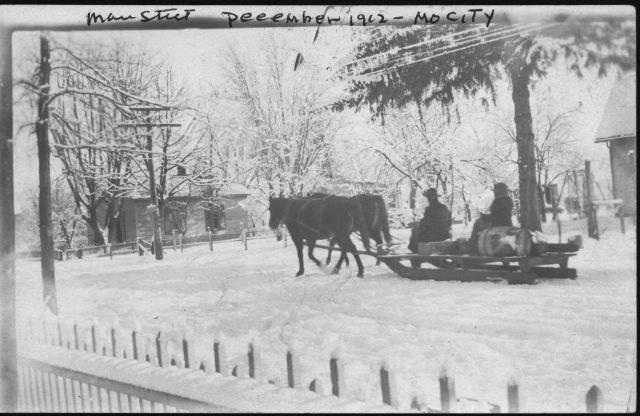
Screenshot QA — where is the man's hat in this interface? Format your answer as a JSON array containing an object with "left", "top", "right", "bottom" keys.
[
  {"left": 493, "top": 182, "right": 509, "bottom": 193},
  {"left": 423, "top": 188, "right": 439, "bottom": 197}
]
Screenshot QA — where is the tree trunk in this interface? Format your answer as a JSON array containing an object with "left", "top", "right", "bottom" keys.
[
  {"left": 146, "top": 115, "right": 163, "bottom": 260},
  {"left": 36, "top": 35, "right": 58, "bottom": 315},
  {"left": 509, "top": 63, "right": 542, "bottom": 232},
  {"left": 538, "top": 185, "right": 547, "bottom": 223},
  {"left": 87, "top": 210, "right": 106, "bottom": 245}
]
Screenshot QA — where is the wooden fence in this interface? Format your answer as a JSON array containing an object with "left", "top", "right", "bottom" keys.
[
  {"left": 54, "top": 228, "right": 277, "bottom": 261},
  {"left": 16, "top": 314, "right": 616, "bottom": 413},
  {"left": 17, "top": 354, "right": 222, "bottom": 413}
]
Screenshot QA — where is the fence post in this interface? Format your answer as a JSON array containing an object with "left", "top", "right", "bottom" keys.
[
  {"left": 137, "top": 239, "right": 143, "bottom": 256},
  {"left": 72, "top": 322, "right": 79, "bottom": 350},
  {"left": 180, "top": 234, "right": 184, "bottom": 253},
  {"left": 155, "top": 331, "right": 167, "bottom": 368},
  {"left": 584, "top": 160, "right": 599, "bottom": 240},
  {"left": 90, "top": 324, "right": 98, "bottom": 353},
  {"left": 284, "top": 229, "right": 287, "bottom": 247},
  {"left": 286, "top": 349, "right": 301, "bottom": 389},
  {"left": 199, "top": 360, "right": 212, "bottom": 374},
  {"left": 131, "top": 329, "right": 140, "bottom": 360},
  {"left": 110, "top": 327, "right": 117, "bottom": 358},
  {"left": 619, "top": 205, "right": 625, "bottom": 234},
  {"left": 182, "top": 335, "right": 192, "bottom": 369},
  {"left": 329, "top": 352, "right": 345, "bottom": 398},
  {"left": 247, "top": 342, "right": 261, "bottom": 380},
  {"left": 208, "top": 228, "right": 213, "bottom": 252},
  {"left": 213, "top": 339, "right": 228, "bottom": 375},
  {"left": 309, "top": 379, "right": 324, "bottom": 395},
  {"left": 380, "top": 362, "right": 398, "bottom": 408},
  {"left": 172, "top": 230, "right": 176, "bottom": 251},
  {"left": 586, "top": 385, "right": 603, "bottom": 412},
  {"left": 439, "top": 369, "right": 456, "bottom": 412},
  {"left": 410, "top": 396, "right": 425, "bottom": 411},
  {"left": 243, "top": 229, "right": 248, "bottom": 251},
  {"left": 108, "top": 243, "right": 112, "bottom": 260},
  {"left": 507, "top": 380, "right": 519, "bottom": 413}
]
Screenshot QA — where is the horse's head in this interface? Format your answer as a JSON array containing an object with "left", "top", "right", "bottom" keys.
[{"left": 268, "top": 196, "right": 288, "bottom": 230}]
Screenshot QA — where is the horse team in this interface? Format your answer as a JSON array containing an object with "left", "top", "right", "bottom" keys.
[{"left": 268, "top": 193, "right": 392, "bottom": 278}]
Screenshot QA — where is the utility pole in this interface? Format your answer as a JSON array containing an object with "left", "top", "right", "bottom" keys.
[
  {"left": 36, "top": 34, "right": 58, "bottom": 314},
  {"left": 118, "top": 107, "right": 180, "bottom": 260}
]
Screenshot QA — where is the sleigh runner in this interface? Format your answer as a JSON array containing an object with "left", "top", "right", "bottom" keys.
[
  {"left": 377, "top": 251, "right": 577, "bottom": 285},
  {"left": 311, "top": 239, "right": 579, "bottom": 285}
]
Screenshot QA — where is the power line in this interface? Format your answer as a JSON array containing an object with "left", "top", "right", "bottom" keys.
[
  {"left": 346, "top": 22, "right": 560, "bottom": 80},
  {"left": 340, "top": 22, "right": 544, "bottom": 77},
  {"left": 339, "top": 24, "right": 498, "bottom": 69}
]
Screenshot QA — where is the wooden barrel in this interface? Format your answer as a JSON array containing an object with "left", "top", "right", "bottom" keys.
[{"left": 478, "top": 226, "right": 533, "bottom": 257}]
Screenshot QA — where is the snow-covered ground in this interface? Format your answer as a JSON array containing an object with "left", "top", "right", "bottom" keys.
[{"left": 15, "top": 219, "right": 636, "bottom": 412}]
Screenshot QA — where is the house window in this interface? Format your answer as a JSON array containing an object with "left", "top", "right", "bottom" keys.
[
  {"left": 164, "top": 203, "right": 187, "bottom": 235},
  {"left": 205, "top": 203, "right": 225, "bottom": 231}
]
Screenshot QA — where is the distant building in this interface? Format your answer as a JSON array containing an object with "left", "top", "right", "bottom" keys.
[
  {"left": 594, "top": 72, "right": 637, "bottom": 216},
  {"left": 88, "top": 184, "right": 251, "bottom": 244}
]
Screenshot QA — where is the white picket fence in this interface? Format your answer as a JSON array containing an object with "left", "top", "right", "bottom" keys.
[{"left": 14, "top": 313, "right": 616, "bottom": 413}]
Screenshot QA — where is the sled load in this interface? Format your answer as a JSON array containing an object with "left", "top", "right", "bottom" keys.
[
  {"left": 313, "top": 227, "right": 581, "bottom": 285},
  {"left": 377, "top": 227, "right": 581, "bottom": 285}
]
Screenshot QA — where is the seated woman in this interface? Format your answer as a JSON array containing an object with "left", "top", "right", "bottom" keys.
[{"left": 488, "top": 182, "right": 513, "bottom": 226}]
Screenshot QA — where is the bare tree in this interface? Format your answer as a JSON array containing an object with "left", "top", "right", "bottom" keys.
[
  {"left": 222, "top": 35, "right": 342, "bottom": 198},
  {"left": 488, "top": 92, "right": 584, "bottom": 222},
  {"left": 17, "top": 36, "right": 167, "bottom": 245},
  {"left": 370, "top": 104, "right": 458, "bottom": 210}
]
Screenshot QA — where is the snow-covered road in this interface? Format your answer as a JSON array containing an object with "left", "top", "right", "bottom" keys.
[{"left": 15, "top": 224, "right": 636, "bottom": 412}]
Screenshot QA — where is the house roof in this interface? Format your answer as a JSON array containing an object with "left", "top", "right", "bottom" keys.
[
  {"left": 595, "top": 71, "right": 637, "bottom": 143},
  {"left": 129, "top": 183, "right": 250, "bottom": 201},
  {"left": 219, "top": 183, "right": 250, "bottom": 196}
]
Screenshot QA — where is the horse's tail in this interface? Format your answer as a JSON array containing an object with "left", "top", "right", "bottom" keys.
[
  {"left": 376, "top": 196, "right": 392, "bottom": 244},
  {"left": 348, "top": 197, "right": 371, "bottom": 252}
]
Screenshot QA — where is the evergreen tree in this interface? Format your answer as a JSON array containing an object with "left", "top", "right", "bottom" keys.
[{"left": 335, "top": 20, "right": 635, "bottom": 230}]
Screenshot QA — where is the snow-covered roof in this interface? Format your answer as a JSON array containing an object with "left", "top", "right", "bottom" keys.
[
  {"left": 219, "top": 183, "right": 250, "bottom": 196},
  {"left": 128, "top": 183, "right": 249, "bottom": 200},
  {"left": 595, "top": 71, "right": 636, "bottom": 143}
]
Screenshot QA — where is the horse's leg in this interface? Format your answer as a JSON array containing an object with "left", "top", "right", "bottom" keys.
[
  {"left": 331, "top": 251, "right": 348, "bottom": 274},
  {"left": 307, "top": 239, "right": 323, "bottom": 269},
  {"left": 336, "top": 235, "right": 365, "bottom": 278},
  {"left": 325, "top": 237, "right": 335, "bottom": 266},
  {"left": 372, "top": 230, "right": 383, "bottom": 266},
  {"left": 292, "top": 236, "right": 305, "bottom": 277}
]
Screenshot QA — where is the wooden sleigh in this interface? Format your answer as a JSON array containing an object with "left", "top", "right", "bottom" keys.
[{"left": 311, "top": 242, "right": 578, "bottom": 285}]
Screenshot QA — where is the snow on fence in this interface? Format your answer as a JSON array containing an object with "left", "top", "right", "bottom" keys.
[
  {"left": 54, "top": 228, "right": 279, "bottom": 261},
  {"left": 16, "top": 314, "right": 610, "bottom": 413}
]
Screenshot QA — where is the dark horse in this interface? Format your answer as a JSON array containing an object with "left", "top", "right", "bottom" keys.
[
  {"left": 268, "top": 195, "right": 371, "bottom": 277},
  {"left": 308, "top": 193, "right": 392, "bottom": 271}
]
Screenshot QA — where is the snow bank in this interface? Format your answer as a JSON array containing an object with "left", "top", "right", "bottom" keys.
[{"left": 14, "top": 222, "right": 636, "bottom": 412}]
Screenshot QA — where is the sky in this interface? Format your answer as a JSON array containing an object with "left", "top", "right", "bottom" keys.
[{"left": 10, "top": 16, "right": 631, "bottom": 213}]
